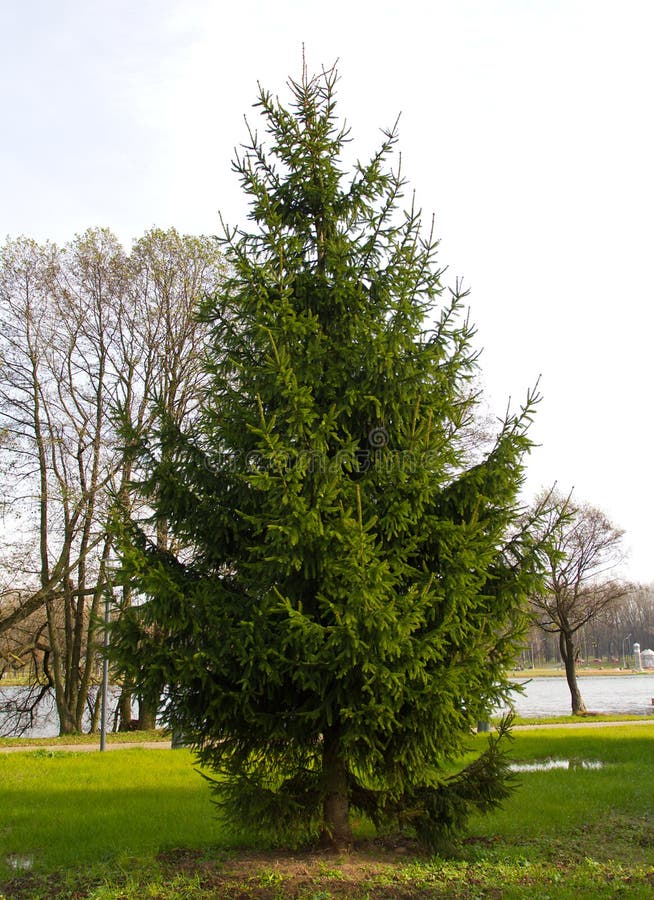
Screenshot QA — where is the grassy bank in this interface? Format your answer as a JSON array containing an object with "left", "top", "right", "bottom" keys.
[
  {"left": 0, "top": 729, "right": 169, "bottom": 749},
  {"left": 1, "top": 724, "right": 654, "bottom": 898}
]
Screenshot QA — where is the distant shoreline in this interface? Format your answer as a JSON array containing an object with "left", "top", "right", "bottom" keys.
[{"left": 509, "top": 668, "right": 654, "bottom": 678}]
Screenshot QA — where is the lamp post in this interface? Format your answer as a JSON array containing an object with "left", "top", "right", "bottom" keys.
[
  {"left": 622, "top": 633, "right": 632, "bottom": 670},
  {"left": 100, "top": 591, "right": 110, "bottom": 751}
]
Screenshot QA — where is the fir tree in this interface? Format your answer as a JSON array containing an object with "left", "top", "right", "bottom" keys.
[{"left": 115, "top": 63, "right": 546, "bottom": 849}]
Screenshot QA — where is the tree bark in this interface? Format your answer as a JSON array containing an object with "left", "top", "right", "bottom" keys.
[
  {"left": 320, "top": 725, "right": 352, "bottom": 850},
  {"left": 117, "top": 685, "right": 134, "bottom": 731},
  {"left": 560, "top": 630, "right": 587, "bottom": 715},
  {"left": 137, "top": 697, "right": 158, "bottom": 731}
]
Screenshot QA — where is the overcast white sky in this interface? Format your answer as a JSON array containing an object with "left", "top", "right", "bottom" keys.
[{"left": 1, "top": 0, "right": 653, "bottom": 581}]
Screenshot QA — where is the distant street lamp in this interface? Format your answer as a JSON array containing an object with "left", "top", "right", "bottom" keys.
[
  {"left": 100, "top": 591, "right": 110, "bottom": 751},
  {"left": 622, "top": 633, "right": 632, "bottom": 670}
]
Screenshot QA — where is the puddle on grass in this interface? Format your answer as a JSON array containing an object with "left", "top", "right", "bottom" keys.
[
  {"left": 6, "top": 854, "right": 34, "bottom": 871},
  {"left": 510, "top": 758, "right": 604, "bottom": 773}
]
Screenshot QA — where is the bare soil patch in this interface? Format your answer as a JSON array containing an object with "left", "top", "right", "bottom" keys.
[
  {"left": 155, "top": 838, "right": 438, "bottom": 898},
  {"left": 2, "top": 839, "right": 465, "bottom": 899}
]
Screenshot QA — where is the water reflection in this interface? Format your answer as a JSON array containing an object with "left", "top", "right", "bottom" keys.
[
  {"left": 6, "top": 855, "right": 34, "bottom": 871},
  {"left": 510, "top": 758, "right": 604, "bottom": 773}
]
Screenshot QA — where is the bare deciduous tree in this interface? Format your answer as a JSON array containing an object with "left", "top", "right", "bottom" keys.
[
  {"left": 0, "top": 228, "right": 224, "bottom": 735},
  {"left": 529, "top": 489, "right": 628, "bottom": 714},
  {"left": 0, "top": 230, "right": 129, "bottom": 732}
]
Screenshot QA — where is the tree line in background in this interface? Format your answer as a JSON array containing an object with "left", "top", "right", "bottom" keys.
[
  {"left": 0, "top": 226, "right": 225, "bottom": 733},
  {"left": 524, "top": 585, "right": 654, "bottom": 668}
]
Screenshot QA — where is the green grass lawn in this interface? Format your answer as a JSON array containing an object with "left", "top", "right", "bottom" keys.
[
  {"left": 0, "top": 748, "right": 225, "bottom": 872},
  {"left": 1, "top": 725, "right": 654, "bottom": 898},
  {"left": 471, "top": 725, "right": 654, "bottom": 840}
]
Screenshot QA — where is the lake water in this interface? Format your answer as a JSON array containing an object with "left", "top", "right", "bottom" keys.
[
  {"left": 1, "top": 674, "right": 654, "bottom": 738},
  {"left": 505, "top": 674, "right": 654, "bottom": 717},
  {"left": 0, "top": 685, "right": 123, "bottom": 739}
]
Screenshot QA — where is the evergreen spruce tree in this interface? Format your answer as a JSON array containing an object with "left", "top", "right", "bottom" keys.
[{"left": 115, "top": 64, "right": 546, "bottom": 849}]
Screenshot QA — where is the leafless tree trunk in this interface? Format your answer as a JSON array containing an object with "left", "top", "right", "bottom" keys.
[{"left": 559, "top": 623, "right": 587, "bottom": 715}]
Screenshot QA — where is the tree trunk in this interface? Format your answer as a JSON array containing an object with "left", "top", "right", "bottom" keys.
[
  {"left": 89, "top": 686, "right": 102, "bottom": 733},
  {"left": 320, "top": 725, "right": 352, "bottom": 850},
  {"left": 117, "top": 685, "right": 134, "bottom": 731},
  {"left": 45, "top": 598, "right": 80, "bottom": 735},
  {"left": 560, "top": 630, "right": 587, "bottom": 715},
  {"left": 137, "top": 697, "right": 158, "bottom": 731}
]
